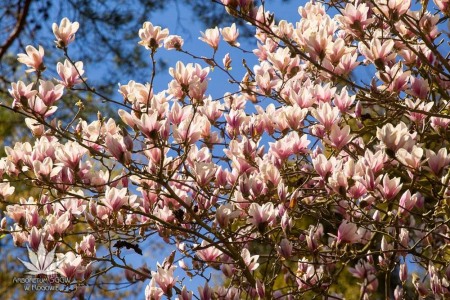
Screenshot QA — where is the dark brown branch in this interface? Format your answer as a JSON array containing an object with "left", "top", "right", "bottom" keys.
[{"left": 0, "top": 0, "right": 32, "bottom": 61}]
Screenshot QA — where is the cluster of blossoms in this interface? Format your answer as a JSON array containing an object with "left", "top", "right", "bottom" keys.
[{"left": 1, "top": 0, "right": 450, "bottom": 299}]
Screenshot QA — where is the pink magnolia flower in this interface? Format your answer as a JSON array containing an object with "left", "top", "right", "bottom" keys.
[
  {"left": 33, "top": 157, "right": 54, "bottom": 180},
  {"left": 348, "top": 260, "right": 376, "bottom": 279},
  {"left": 278, "top": 238, "right": 293, "bottom": 258},
  {"left": 57, "top": 252, "right": 84, "bottom": 281},
  {"left": 335, "top": 51, "right": 359, "bottom": 75},
  {"left": 139, "top": 22, "right": 169, "bottom": 50},
  {"left": 311, "top": 103, "right": 340, "bottom": 130},
  {"left": 105, "top": 133, "right": 132, "bottom": 165},
  {"left": 26, "top": 96, "right": 57, "bottom": 117},
  {"left": 28, "top": 227, "right": 42, "bottom": 252},
  {"left": 145, "top": 278, "right": 164, "bottom": 300},
  {"left": 102, "top": 186, "right": 129, "bottom": 212},
  {"left": 396, "top": 146, "right": 423, "bottom": 169},
  {"left": 376, "top": 122, "right": 415, "bottom": 152},
  {"left": 76, "top": 234, "right": 96, "bottom": 256},
  {"left": 11, "top": 224, "right": 28, "bottom": 246},
  {"left": 134, "top": 111, "right": 162, "bottom": 139},
  {"left": 53, "top": 18, "right": 79, "bottom": 48},
  {"left": 179, "top": 286, "right": 193, "bottom": 300},
  {"left": 216, "top": 203, "right": 239, "bottom": 228},
  {"left": 6, "top": 202, "right": 27, "bottom": 223},
  {"left": 376, "top": 62, "right": 410, "bottom": 92},
  {"left": 57, "top": 59, "right": 84, "bottom": 88},
  {"left": 328, "top": 171, "right": 349, "bottom": 195},
  {"left": 55, "top": 141, "right": 87, "bottom": 168},
  {"left": 426, "top": 148, "right": 450, "bottom": 175},
  {"left": 38, "top": 80, "right": 64, "bottom": 106},
  {"left": 9, "top": 81, "right": 38, "bottom": 108},
  {"left": 198, "top": 282, "right": 212, "bottom": 300},
  {"left": 241, "top": 248, "right": 259, "bottom": 271},
  {"left": 259, "top": 160, "right": 281, "bottom": 186},
  {"left": 164, "top": 35, "right": 184, "bottom": 50},
  {"left": 333, "top": 87, "right": 355, "bottom": 113},
  {"left": 408, "top": 77, "right": 430, "bottom": 99},
  {"left": 374, "top": 0, "right": 411, "bottom": 19},
  {"left": 398, "top": 190, "right": 418, "bottom": 215},
  {"left": 200, "top": 98, "right": 223, "bottom": 122},
  {"left": 221, "top": 23, "right": 240, "bottom": 47},
  {"left": 268, "top": 47, "right": 300, "bottom": 75},
  {"left": 431, "top": 116, "right": 450, "bottom": 132},
  {"left": 17, "top": 45, "right": 45, "bottom": 73},
  {"left": 312, "top": 154, "right": 335, "bottom": 179},
  {"left": 45, "top": 211, "right": 71, "bottom": 239},
  {"left": 336, "top": 1, "right": 374, "bottom": 36},
  {"left": 304, "top": 28, "right": 332, "bottom": 61},
  {"left": 399, "top": 263, "right": 408, "bottom": 282},
  {"left": 195, "top": 241, "right": 222, "bottom": 263},
  {"left": 337, "top": 220, "right": 362, "bottom": 244},
  {"left": 25, "top": 206, "right": 40, "bottom": 228},
  {"left": 324, "top": 38, "right": 348, "bottom": 65},
  {"left": 152, "top": 264, "right": 177, "bottom": 295},
  {"left": 306, "top": 225, "right": 324, "bottom": 251},
  {"left": 381, "top": 175, "right": 402, "bottom": 200},
  {"left": 327, "top": 124, "right": 353, "bottom": 149},
  {"left": 173, "top": 117, "right": 202, "bottom": 145},
  {"left": 199, "top": 27, "right": 220, "bottom": 51},
  {"left": 248, "top": 203, "right": 277, "bottom": 230},
  {"left": 192, "top": 162, "right": 217, "bottom": 186},
  {"left": 405, "top": 98, "right": 433, "bottom": 124},
  {"left": 223, "top": 53, "right": 232, "bottom": 70},
  {"left": 296, "top": 260, "right": 324, "bottom": 290},
  {"left": 358, "top": 32, "right": 396, "bottom": 68},
  {"left": 276, "top": 20, "right": 294, "bottom": 39},
  {"left": 0, "top": 182, "right": 15, "bottom": 199}
]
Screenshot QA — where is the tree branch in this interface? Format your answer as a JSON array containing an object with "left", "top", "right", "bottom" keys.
[{"left": 0, "top": 0, "right": 32, "bottom": 61}]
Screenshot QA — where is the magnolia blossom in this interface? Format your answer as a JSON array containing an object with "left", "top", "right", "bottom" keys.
[
  {"left": 76, "top": 234, "right": 96, "bottom": 257},
  {"left": 38, "top": 80, "right": 64, "bottom": 106},
  {"left": 241, "top": 248, "right": 259, "bottom": 271},
  {"left": 56, "top": 59, "right": 84, "bottom": 87},
  {"left": 17, "top": 45, "right": 45, "bottom": 72},
  {"left": 138, "top": 22, "right": 169, "bottom": 50},
  {"left": 337, "top": 220, "right": 362, "bottom": 244},
  {"left": 52, "top": 18, "right": 79, "bottom": 48},
  {"left": 8, "top": 81, "right": 37, "bottom": 107},
  {"left": 102, "top": 187, "right": 129, "bottom": 212},
  {"left": 381, "top": 175, "right": 402, "bottom": 200},
  {"left": 199, "top": 27, "right": 220, "bottom": 51},
  {"left": 376, "top": 122, "right": 415, "bottom": 152},
  {"left": 375, "top": 0, "right": 411, "bottom": 19},
  {"left": 195, "top": 241, "right": 222, "bottom": 263},
  {"left": 57, "top": 252, "right": 84, "bottom": 280},
  {"left": 426, "top": 148, "right": 450, "bottom": 175},
  {"left": 336, "top": 1, "right": 373, "bottom": 36},
  {"left": 164, "top": 35, "right": 184, "bottom": 50},
  {"left": 248, "top": 203, "right": 277, "bottom": 230},
  {"left": 0, "top": 182, "right": 15, "bottom": 199},
  {"left": 152, "top": 264, "right": 177, "bottom": 295},
  {"left": 221, "top": 23, "right": 240, "bottom": 46},
  {"left": 145, "top": 278, "right": 164, "bottom": 300}
]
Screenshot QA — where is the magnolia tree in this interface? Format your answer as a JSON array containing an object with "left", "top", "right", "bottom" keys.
[{"left": 1, "top": 0, "right": 450, "bottom": 299}]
